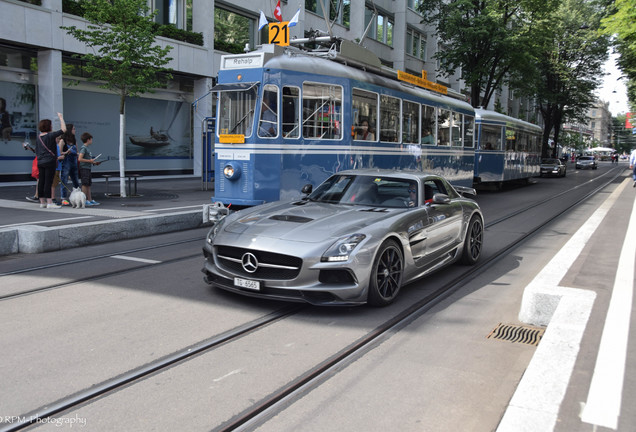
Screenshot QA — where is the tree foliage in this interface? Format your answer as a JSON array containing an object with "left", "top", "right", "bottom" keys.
[
  {"left": 532, "top": 0, "right": 609, "bottom": 157},
  {"left": 417, "top": 0, "right": 555, "bottom": 108},
  {"left": 600, "top": 0, "right": 636, "bottom": 112},
  {"left": 62, "top": 0, "right": 173, "bottom": 115}
]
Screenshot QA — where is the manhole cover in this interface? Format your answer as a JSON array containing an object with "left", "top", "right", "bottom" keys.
[{"left": 487, "top": 323, "right": 544, "bottom": 346}]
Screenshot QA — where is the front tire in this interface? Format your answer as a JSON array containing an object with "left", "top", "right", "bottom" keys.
[
  {"left": 461, "top": 216, "right": 483, "bottom": 265},
  {"left": 367, "top": 239, "right": 403, "bottom": 306}
]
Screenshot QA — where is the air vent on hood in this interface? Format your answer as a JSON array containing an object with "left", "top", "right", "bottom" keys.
[{"left": 269, "top": 215, "right": 314, "bottom": 223}]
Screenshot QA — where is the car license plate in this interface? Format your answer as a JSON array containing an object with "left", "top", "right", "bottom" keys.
[{"left": 234, "top": 277, "right": 260, "bottom": 291}]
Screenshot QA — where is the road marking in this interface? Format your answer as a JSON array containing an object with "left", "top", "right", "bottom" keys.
[
  {"left": 110, "top": 255, "right": 162, "bottom": 264},
  {"left": 580, "top": 182, "right": 636, "bottom": 429},
  {"left": 498, "top": 178, "right": 631, "bottom": 432}
]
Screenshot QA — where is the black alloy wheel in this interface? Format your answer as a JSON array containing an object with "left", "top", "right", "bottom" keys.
[
  {"left": 368, "top": 239, "right": 403, "bottom": 306},
  {"left": 461, "top": 215, "right": 483, "bottom": 265}
]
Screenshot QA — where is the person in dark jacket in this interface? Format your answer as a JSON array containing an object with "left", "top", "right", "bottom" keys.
[{"left": 36, "top": 112, "right": 66, "bottom": 208}]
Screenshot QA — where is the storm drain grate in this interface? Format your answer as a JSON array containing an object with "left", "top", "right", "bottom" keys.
[{"left": 487, "top": 323, "right": 545, "bottom": 346}]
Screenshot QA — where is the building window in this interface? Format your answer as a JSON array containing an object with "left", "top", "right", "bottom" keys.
[
  {"left": 153, "top": 0, "right": 184, "bottom": 27},
  {"left": 306, "top": 0, "right": 350, "bottom": 27},
  {"left": 407, "top": 0, "right": 422, "bottom": 10},
  {"left": 365, "top": 6, "right": 393, "bottom": 46},
  {"left": 214, "top": 7, "right": 255, "bottom": 53},
  {"left": 406, "top": 29, "right": 426, "bottom": 60}
]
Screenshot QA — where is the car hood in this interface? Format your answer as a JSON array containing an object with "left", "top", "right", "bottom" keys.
[{"left": 222, "top": 201, "right": 398, "bottom": 243}]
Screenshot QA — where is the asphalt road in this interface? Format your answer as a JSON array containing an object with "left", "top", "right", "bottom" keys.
[{"left": 0, "top": 161, "right": 634, "bottom": 432}]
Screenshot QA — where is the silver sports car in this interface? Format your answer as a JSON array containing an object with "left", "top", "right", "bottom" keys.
[{"left": 202, "top": 170, "right": 484, "bottom": 306}]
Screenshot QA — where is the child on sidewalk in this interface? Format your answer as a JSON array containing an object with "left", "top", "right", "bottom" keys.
[{"left": 78, "top": 132, "right": 101, "bottom": 206}]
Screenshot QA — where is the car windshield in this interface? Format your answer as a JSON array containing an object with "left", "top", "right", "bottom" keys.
[
  {"left": 308, "top": 175, "right": 417, "bottom": 208},
  {"left": 542, "top": 158, "right": 559, "bottom": 164},
  {"left": 580, "top": 156, "right": 593, "bottom": 160}
]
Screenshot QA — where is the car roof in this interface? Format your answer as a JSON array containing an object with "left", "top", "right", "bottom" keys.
[{"left": 334, "top": 169, "right": 439, "bottom": 182}]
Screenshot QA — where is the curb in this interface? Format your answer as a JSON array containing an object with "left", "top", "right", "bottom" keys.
[{"left": 0, "top": 210, "right": 212, "bottom": 256}]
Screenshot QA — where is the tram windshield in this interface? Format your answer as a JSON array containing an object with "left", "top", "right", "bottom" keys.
[{"left": 217, "top": 86, "right": 258, "bottom": 137}]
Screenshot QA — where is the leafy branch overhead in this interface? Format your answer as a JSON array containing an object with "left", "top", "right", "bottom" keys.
[
  {"left": 61, "top": 0, "right": 173, "bottom": 112},
  {"left": 61, "top": 0, "right": 174, "bottom": 198}
]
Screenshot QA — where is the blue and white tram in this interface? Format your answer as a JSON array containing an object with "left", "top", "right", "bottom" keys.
[
  {"left": 474, "top": 109, "right": 542, "bottom": 186},
  {"left": 212, "top": 42, "right": 476, "bottom": 206}
]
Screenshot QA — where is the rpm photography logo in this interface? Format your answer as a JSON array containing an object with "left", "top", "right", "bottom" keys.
[{"left": 1, "top": 414, "right": 87, "bottom": 428}]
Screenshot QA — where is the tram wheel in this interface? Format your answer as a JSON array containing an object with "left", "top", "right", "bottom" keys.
[
  {"left": 461, "top": 215, "right": 483, "bottom": 265},
  {"left": 368, "top": 240, "right": 403, "bottom": 306}
]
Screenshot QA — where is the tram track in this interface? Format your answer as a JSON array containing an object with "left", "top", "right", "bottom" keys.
[
  {"left": 2, "top": 167, "right": 627, "bottom": 432},
  {"left": 0, "top": 236, "right": 205, "bottom": 300}
]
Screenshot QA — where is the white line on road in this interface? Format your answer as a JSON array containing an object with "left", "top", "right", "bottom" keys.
[
  {"left": 580, "top": 183, "right": 636, "bottom": 429},
  {"left": 497, "top": 178, "right": 632, "bottom": 432},
  {"left": 110, "top": 255, "right": 162, "bottom": 264}
]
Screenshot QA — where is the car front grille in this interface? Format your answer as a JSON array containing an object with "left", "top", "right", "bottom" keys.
[{"left": 215, "top": 245, "right": 303, "bottom": 280}]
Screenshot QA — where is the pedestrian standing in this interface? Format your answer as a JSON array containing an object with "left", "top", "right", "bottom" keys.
[
  {"left": 36, "top": 113, "right": 66, "bottom": 209},
  {"left": 630, "top": 149, "right": 636, "bottom": 188},
  {"left": 58, "top": 124, "right": 80, "bottom": 205},
  {"left": 78, "top": 132, "right": 101, "bottom": 205}
]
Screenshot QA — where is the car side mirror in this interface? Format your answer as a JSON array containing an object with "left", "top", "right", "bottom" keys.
[
  {"left": 432, "top": 193, "right": 450, "bottom": 204},
  {"left": 301, "top": 184, "right": 313, "bottom": 195}
]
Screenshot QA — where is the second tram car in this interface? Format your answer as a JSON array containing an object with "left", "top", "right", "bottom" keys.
[
  {"left": 212, "top": 42, "right": 477, "bottom": 206},
  {"left": 474, "top": 109, "right": 542, "bottom": 187}
]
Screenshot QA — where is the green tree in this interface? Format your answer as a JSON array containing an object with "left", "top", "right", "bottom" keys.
[
  {"left": 417, "top": 0, "right": 555, "bottom": 108},
  {"left": 600, "top": 0, "right": 636, "bottom": 112},
  {"left": 62, "top": 0, "right": 173, "bottom": 197},
  {"left": 532, "top": 0, "right": 609, "bottom": 158}
]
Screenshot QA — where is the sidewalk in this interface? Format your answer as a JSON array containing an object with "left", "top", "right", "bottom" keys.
[{"left": 0, "top": 176, "right": 215, "bottom": 256}]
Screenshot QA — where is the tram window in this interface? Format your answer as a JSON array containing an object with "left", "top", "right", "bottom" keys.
[
  {"left": 505, "top": 128, "right": 516, "bottom": 151},
  {"left": 421, "top": 104, "right": 436, "bottom": 145},
  {"left": 302, "top": 82, "right": 343, "bottom": 140},
  {"left": 463, "top": 114, "right": 474, "bottom": 148},
  {"left": 352, "top": 88, "right": 378, "bottom": 142},
  {"left": 517, "top": 132, "right": 528, "bottom": 151},
  {"left": 282, "top": 86, "right": 300, "bottom": 138},
  {"left": 217, "top": 86, "right": 257, "bottom": 137},
  {"left": 402, "top": 100, "right": 420, "bottom": 144},
  {"left": 452, "top": 112, "right": 463, "bottom": 146},
  {"left": 380, "top": 95, "right": 401, "bottom": 142},
  {"left": 438, "top": 109, "right": 451, "bottom": 146},
  {"left": 258, "top": 85, "right": 279, "bottom": 138},
  {"left": 480, "top": 124, "right": 502, "bottom": 150}
]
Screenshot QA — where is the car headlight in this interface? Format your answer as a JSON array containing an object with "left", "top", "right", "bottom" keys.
[{"left": 321, "top": 234, "right": 366, "bottom": 262}]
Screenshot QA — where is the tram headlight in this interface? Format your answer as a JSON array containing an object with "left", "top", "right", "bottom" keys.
[{"left": 223, "top": 162, "right": 242, "bottom": 180}]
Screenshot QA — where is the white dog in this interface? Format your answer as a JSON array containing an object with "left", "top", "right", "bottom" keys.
[{"left": 69, "top": 187, "right": 87, "bottom": 209}]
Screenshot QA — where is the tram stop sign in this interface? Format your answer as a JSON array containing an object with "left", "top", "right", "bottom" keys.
[{"left": 269, "top": 22, "right": 290, "bottom": 46}]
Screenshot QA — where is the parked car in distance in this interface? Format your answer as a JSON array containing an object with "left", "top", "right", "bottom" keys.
[
  {"left": 540, "top": 158, "right": 567, "bottom": 177},
  {"left": 576, "top": 156, "right": 598, "bottom": 170},
  {"left": 202, "top": 170, "right": 484, "bottom": 306}
]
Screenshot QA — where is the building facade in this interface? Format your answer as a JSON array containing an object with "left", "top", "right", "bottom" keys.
[{"left": 0, "top": 0, "right": 530, "bottom": 181}]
